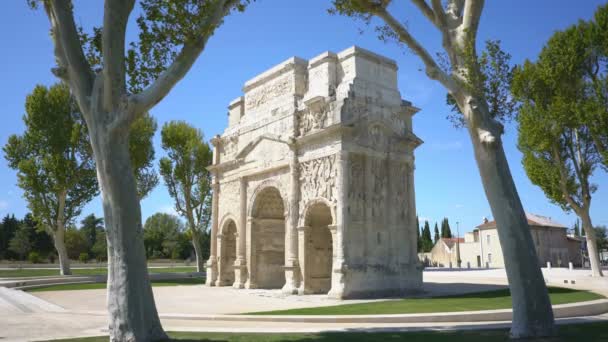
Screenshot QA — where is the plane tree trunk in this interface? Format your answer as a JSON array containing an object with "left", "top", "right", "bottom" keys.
[
  {"left": 457, "top": 94, "right": 555, "bottom": 338},
  {"left": 190, "top": 228, "right": 205, "bottom": 273},
  {"left": 53, "top": 191, "right": 72, "bottom": 276},
  {"left": 53, "top": 229, "right": 71, "bottom": 276},
  {"left": 580, "top": 208, "right": 604, "bottom": 277},
  {"left": 88, "top": 111, "right": 166, "bottom": 341}
]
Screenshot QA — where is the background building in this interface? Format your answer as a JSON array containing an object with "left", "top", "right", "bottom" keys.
[{"left": 427, "top": 213, "right": 583, "bottom": 268}]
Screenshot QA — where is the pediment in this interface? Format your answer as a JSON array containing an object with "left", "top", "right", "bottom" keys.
[{"left": 235, "top": 134, "right": 290, "bottom": 164}]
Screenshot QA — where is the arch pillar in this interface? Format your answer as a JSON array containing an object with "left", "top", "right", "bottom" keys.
[
  {"left": 244, "top": 216, "right": 257, "bottom": 289},
  {"left": 327, "top": 224, "right": 345, "bottom": 298},
  {"left": 205, "top": 179, "right": 220, "bottom": 286},
  {"left": 233, "top": 177, "right": 248, "bottom": 288},
  {"left": 283, "top": 139, "right": 301, "bottom": 294},
  {"left": 214, "top": 233, "right": 224, "bottom": 286},
  {"left": 296, "top": 225, "right": 309, "bottom": 294}
]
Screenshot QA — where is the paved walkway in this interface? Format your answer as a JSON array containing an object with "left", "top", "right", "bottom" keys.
[{"left": 0, "top": 268, "right": 606, "bottom": 341}]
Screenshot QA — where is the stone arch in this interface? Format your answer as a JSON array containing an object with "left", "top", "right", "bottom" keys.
[
  {"left": 248, "top": 184, "right": 286, "bottom": 289},
  {"left": 217, "top": 217, "right": 237, "bottom": 286},
  {"left": 219, "top": 213, "right": 239, "bottom": 235},
  {"left": 300, "top": 199, "right": 335, "bottom": 294},
  {"left": 247, "top": 179, "right": 288, "bottom": 218},
  {"left": 299, "top": 197, "right": 336, "bottom": 227}
]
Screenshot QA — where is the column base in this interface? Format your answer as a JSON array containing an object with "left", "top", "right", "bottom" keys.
[
  {"left": 282, "top": 260, "right": 301, "bottom": 295},
  {"left": 205, "top": 259, "right": 217, "bottom": 287},
  {"left": 233, "top": 261, "right": 248, "bottom": 289}
]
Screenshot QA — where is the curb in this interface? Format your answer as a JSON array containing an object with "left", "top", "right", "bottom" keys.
[{"left": 67, "top": 299, "right": 608, "bottom": 324}]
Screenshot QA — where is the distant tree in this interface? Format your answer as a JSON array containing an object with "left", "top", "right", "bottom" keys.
[
  {"left": 143, "top": 213, "right": 186, "bottom": 259},
  {"left": 80, "top": 214, "right": 104, "bottom": 256},
  {"left": 130, "top": 114, "right": 160, "bottom": 199},
  {"left": 3, "top": 83, "right": 98, "bottom": 275},
  {"left": 22, "top": 213, "right": 54, "bottom": 258},
  {"left": 64, "top": 227, "right": 88, "bottom": 260},
  {"left": 91, "top": 231, "right": 107, "bottom": 262},
  {"left": 595, "top": 226, "right": 607, "bottom": 251},
  {"left": 9, "top": 225, "right": 33, "bottom": 262},
  {"left": 441, "top": 218, "right": 453, "bottom": 238},
  {"left": 421, "top": 221, "right": 433, "bottom": 252},
  {"left": 574, "top": 220, "right": 581, "bottom": 237},
  {"left": 513, "top": 11, "right": 606, "bottom": 277},
  {"left": 433, "top": 223, "right": 440, "bottom": 243},
  {"left": 416, "top": 215, "right": 421, "bottom": 252},
  {"left": 0, "top": 215, "right": 20, "bottom": 259},
  {"left": 159, "top": 121, "right": 213, "bottom": 271}
]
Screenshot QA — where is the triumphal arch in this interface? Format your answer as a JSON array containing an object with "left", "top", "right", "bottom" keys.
[{"left": 205, "top": 46, "right": 423, "bottom": 298}]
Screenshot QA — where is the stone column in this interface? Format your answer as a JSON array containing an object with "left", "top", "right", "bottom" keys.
[
  {"left": 214, "top": 233, "right": 223, "bottom": 286},
  {"left": 205, "top": 180, "right": 219, "bottom": 286},
  {"left": 297, "top": 225, "right": 308, "bottom": 294},
  {"left": 244, "top": 216, "right": 256, "bottom": 289},
  {"left": 283, "top": 138, "right": 301, "bottom": 294},
  {"left": 328, "top": 151, "right": 348, "bottom": 299},
  {"left": 205, "top": 135, "right": 221, "bottom": 286},
  {"left": 233, "top": 177, "right": 248, "bottom": 288}
]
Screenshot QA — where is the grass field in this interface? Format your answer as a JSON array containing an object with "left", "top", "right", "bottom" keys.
[
  {"left": 44, "top": 321, "right": 608, "bottom": 341},
  {"left": 0, "top": 266, "right": 197, "bottom": 278},
  {"left": 249, "top": 287, "right": 604, "bottom": 315},
  {"left": 25, "top": 277, "right": 204, "bottom": 292}
]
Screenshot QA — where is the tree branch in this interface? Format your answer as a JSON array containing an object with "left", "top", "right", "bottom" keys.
[
  {"left": 553, "top": 143, "right": 582, "bottom": 213},
  {"left": 47, "top": 0, "right": 94, "bottom": 114},
  {"left": 462, "top": 0, "right": 484, "bottom": 38},
  {"left": 102, "top": 0, "right": 136, "bottom": 112},
  {"left": 374, "top": 7, "right": 456, "bottom": 92},
  {"left": 411, "top": 0, "right": 437, "bottom": 25},
  {"left": 129, "top": 0, "right": 237, "bottom": 119}
]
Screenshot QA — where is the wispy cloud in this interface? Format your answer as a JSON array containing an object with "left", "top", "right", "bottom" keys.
[
  {"left": 159, "top": 204, "right": 178, "bottom": 216},
  {"left": 454, "top": 204, "right": 464, "bottom": 209},
  {"left": 0, "top": 200, "right": 9, "bottom": 211},
  {"left": 428, "top": 140, "right": 463, "bottom": 151}
]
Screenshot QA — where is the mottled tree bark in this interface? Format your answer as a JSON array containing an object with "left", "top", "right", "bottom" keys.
[
  {"left": 52, "top": 228, "right": 71, "bottom": 276},
  {"left": 88, "top": 114, "right": 166, "bottom": 341},
  {"left": 580, "top": 209, "right": 604, "bottom": 277},
  {"left": 53, "top": 191, "right": 71, "bottom": 275},
  {"left": 459, "top": 96, "right": 555, "bottom": 338}
]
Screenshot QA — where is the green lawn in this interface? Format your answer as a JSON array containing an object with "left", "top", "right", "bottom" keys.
[
  {"left": 26, "top": 277, "right": 204, "bottom": 292},
  {"left": 0, "top": 266, "right": 197, "bottom": 278},
  {"left": 43, "top": 321, "right": 608, "bottom": 341},
  {"left": 249, "top": 287, "right": 604, "bottom": 315}
]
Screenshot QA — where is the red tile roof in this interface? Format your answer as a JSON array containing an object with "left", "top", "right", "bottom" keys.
[{"left": 476, "top": 213, "right": 567, "bottom": 229}]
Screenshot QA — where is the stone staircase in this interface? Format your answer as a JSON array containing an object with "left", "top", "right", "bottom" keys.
[{"left": 0, "top": 286, "right": 65, "bottom": 314}]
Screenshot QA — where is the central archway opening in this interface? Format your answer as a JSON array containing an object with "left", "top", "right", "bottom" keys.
[
  {"left": 251, "top": 187, "right": 285, "bottom": 289},
  {"left": 219, "top": 220, "right": 237, "bottom": 285},
  {"left": 304, "top": 202, "right": 333, "bottom": 294}
]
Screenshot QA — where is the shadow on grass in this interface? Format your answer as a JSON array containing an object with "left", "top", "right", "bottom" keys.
[{"left": 48, "top": 321, "right": 608, "bottom": 341}]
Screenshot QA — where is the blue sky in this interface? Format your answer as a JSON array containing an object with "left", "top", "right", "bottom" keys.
[{"left": 1, "top": 1, "right": 607, "bottom": 234}]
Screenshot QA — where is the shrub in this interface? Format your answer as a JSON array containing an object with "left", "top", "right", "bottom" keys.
[
  {"left": 28, "top": 251, "right": 41, "bottom": 264},
  {"left": 79, "top": 252, "right": 89, "bottom": 263}
]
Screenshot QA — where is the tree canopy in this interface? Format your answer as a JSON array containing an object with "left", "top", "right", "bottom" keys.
[
  {"left": 4, "top": 83, "right": 98, "bottom": 232},
  {"left": 160, "top": 121, "right": 213, "bottom": 271}
]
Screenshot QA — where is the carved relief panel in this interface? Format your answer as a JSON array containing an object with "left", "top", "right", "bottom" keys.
[
  {"left": 299, "top": 154, "right": 338, "bottom": 218},
  {"left": 370, "top": 157, "right": 387, "bottom": 220},
  {"left": 348, "top": 153, "right": 366, "bottom": 222}
]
